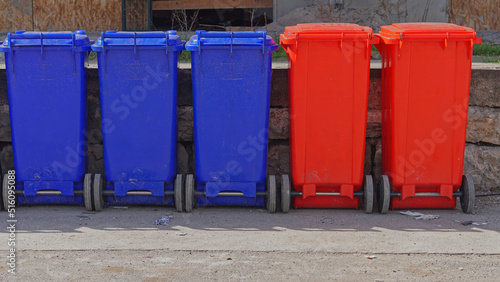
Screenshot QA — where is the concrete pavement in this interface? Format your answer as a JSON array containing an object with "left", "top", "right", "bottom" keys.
[{"left": 0, "top": 197, "right": 499, "bottom": 280}]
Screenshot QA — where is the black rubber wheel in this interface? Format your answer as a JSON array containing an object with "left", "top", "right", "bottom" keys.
[
  {"left": 83, "top": 173, "right": 93, "bottom": 211},
  {"left": 281, "top": 174, "right": 291, "bottom": 213},
  {"left": 363, "top": 175, "right": 374, "bottom": 214},
  {"left": 460, "top": 175, "right": 475, "bottom": 214},
  {"left": 185, "top": 174, "right": 195, "bottom": 213},
  {"left": 267, "top": 175, "right": 277, "bottom": 213},
  {"left": 93, "top": 174, "right": 104, "bottom": 212},
  {"left": 174, "top": 174, "right": 183, "bottom": 212},
  {"left": 377, "top": 175, "right": 390, "bottom": 214}
]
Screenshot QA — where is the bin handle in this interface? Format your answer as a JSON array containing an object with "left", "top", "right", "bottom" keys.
[
  {"left": 279, "top": 34, "right": 296, "bottom": 61},
  {"left": 99, "top": 31, "right": 178, "bottom": 53},
  {"left": 72, "top": 32, "right": 76, "bottom": 55},
  {"left": 133, "top": 32, "right": 137, "bottom": 55},
  {"left": 100, "top": 32, "right": 174, "bottom": 39},
  {"left": 196, "top": 30, "right": 268, "bottom": 54},
  {"left": 165, "top": 32, "right": 169, "bottom": 55},
  {"left": 6, "top": 34, "right": 13, "bottom": 72},
  {"left": 101, "top": 32, "right": 107, "bottom": 72},
  {"left": 9, "top": 32, "right": 76, "bottom": 40},
  {"left": 280, "top": 34, "right": 295, "bottom": 49},
  {"left": 196, "top": 33, "right": 201, "bottom": 57},
  {"left": 7, "top": 32, "right": 83, "bottom": 53},
  {"left": 195, "top": 30, "right": 268, "bottom": 38},
  {"left": 40, "top": 33, "right": 43, "bottom": 55},
  {"left": 370, "top": 37, "right": 379, "bottom": 45},
  {"left": 72, "top": 32, "right": 77, "bottom": 72}
]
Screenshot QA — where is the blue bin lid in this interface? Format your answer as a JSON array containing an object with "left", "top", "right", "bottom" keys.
[
  {"left": 0, "top": 30, "right": 91, "bottom": 52},
  {"left": 185, "top": 30, "right": 278, "bottom": 52},
  {"left": 92, "top": 30, "right": 184, "bottom": 52}
]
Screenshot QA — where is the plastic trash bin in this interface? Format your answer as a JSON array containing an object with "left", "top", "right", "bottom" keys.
[
  {"left": 374, "top": 23, "right": 481, "bottom": 214},
  {"left": 0, "top": 31, "right": 93, "bottom": 209},
  {"left": 184, "top": 31, "right": 279, "bottom": 212},
  {"left": 91, "top": 31, "right": 184, "bottom": 211},
  {"left": 279, "top": 23, "right": 378, "bottom": 213}
]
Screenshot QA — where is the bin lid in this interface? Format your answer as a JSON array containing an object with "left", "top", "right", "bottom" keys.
[
  {"left": 92, "top": 31, "right": 183, "bottom": 49},
  {"left": 0, "top": 30, "right": 90, "bottom": 50},
  {"left": 185, "top": 30, "right": 278, "bottom": 51},
  {"left": 378, "top": 23, "right": 478, "bottom": 40},
  {"left": 283, "top": 23, "right": 372, "bottom": 39}
]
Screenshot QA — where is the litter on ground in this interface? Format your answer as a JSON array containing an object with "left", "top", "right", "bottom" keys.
[
  {"left": 400, "top": 211, "right": 439, "bottom": 220},
  {"left": 154, "top": 215, "right": 172, "bottom": 226},
  {"left": 461, "top": 221, "right": 487, "bottom": 226}
]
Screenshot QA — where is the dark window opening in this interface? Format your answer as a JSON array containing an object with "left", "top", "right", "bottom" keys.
[{"left": 152, "top": 8, "right": 273, "bottom": 32}]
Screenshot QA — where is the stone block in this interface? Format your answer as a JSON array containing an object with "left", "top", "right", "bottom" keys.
[
  {"left": 464, "top": 144, "right": 500, "bottom": 193},
  {"left": 267, "top": 142, "right": 289, "bottom": 176},
  {"left": 0, "top": 105, "right": 11, "bottom": 142},
  {"left": 466, "top": 106, "right": 500, "bottom": 146},
  {"left": 469, "top": 70, "right": 500, "bottom": 108}
]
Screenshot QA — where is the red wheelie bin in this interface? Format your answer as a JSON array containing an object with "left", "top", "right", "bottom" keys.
[
  {"left": 374, "top": 23, "right": 481, "bottom": 214},
  {"left": 280, "top": 23, "right": 378, "bottom": 213}
]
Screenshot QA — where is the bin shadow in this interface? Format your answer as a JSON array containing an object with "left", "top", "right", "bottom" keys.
[{"left": 9, "top": 197, "right": 499, "bottom": 234}]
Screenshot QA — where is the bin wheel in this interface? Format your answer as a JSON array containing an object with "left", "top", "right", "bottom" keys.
[
  {"left": 93, "top": 174, "right": 105, "bottom": 212},
  {"left": 363, "top": 175, "right": 374, "bottom": 214},
  {"left": 377, "top": 175, "right": 391, "bottom": 214},
  {"left": 460, "top": 175, "right": 475, "bottom": 214},
  {"left": 281, "top": 174, "right": 291, "bottom": 213},
  {"left": 83, "top": 173, "right": 93, "bottom": 211},
  {"left": 267, "top": 175, "right": 277, "bottom": 213},
  {"left": 174, "top": 174, "right": 183, "bottom": 212},
  {"left": 185, "top": 174, "right": 195, "bottom": 213},
  {"left": 2, "top": 173, "right": 10, "bottom": 211}
]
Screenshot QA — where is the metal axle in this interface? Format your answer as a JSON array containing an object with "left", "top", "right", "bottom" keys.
[
  {"left": 290, "top": 191, "right": 364, "bottom": 197},
  {"left": 14, "top": 189, "right": 176, "bottom": 196},
  {"left": 194, "top": 191, "right": 268, "bottom": 197},
  {"left": 390, "top": 192, "right": 463, "bottom": 198}
]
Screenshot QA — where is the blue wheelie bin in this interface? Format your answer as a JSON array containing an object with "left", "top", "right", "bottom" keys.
[
  {"left": 0, "top": 31, "right": 94, "bottom": 209},
  {"left": 184, "top": 31, "right": 279, "bottom": 212},
  {"left": 91, "top": 31, "right": 185, "bottom": 211}
]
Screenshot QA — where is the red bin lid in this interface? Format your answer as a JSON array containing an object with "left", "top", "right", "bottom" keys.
[
  {"left": 283, "top": 23, "right": 372, "bottom": 40},
  {"left": 378, "top": 23, "right": 479, "bottom": 40}
]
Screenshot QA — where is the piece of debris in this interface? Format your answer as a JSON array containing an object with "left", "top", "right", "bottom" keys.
[
  {"left": 154, "top": 215, "right": 172, "bottom": 226},
  {"left": 472, "top": 222, "right": 487, "bottom": 226},
  {"left": 400, "top": 211, "right": 439, "bottom": 220},
  {"left": 365, "top": 255, "right": 377, "bottom": 259},
  {"left": 400, "top": 211, "right": 424, "bottom": 217},
  {"left": 415, "top": 214, "right": 439, "bottom": 220},
  {"left": 113, "top": 206, "right": 128, "bottom": 209},
  {"left": 459, "top": 267, "right": 464, "bottom": 271},
  {"left": 178, "top": 232, "right": 188, "bottom": 236},
  {"left": 461, "top": 221, "right": 487, "bottom": 226},
  {"left": 77, "top": 215, "right": 91, "bottom": 220}
]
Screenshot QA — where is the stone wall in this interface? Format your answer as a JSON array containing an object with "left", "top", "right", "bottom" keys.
[{"left": 0, "top": 68, "right": 498, "bottom": 193}]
